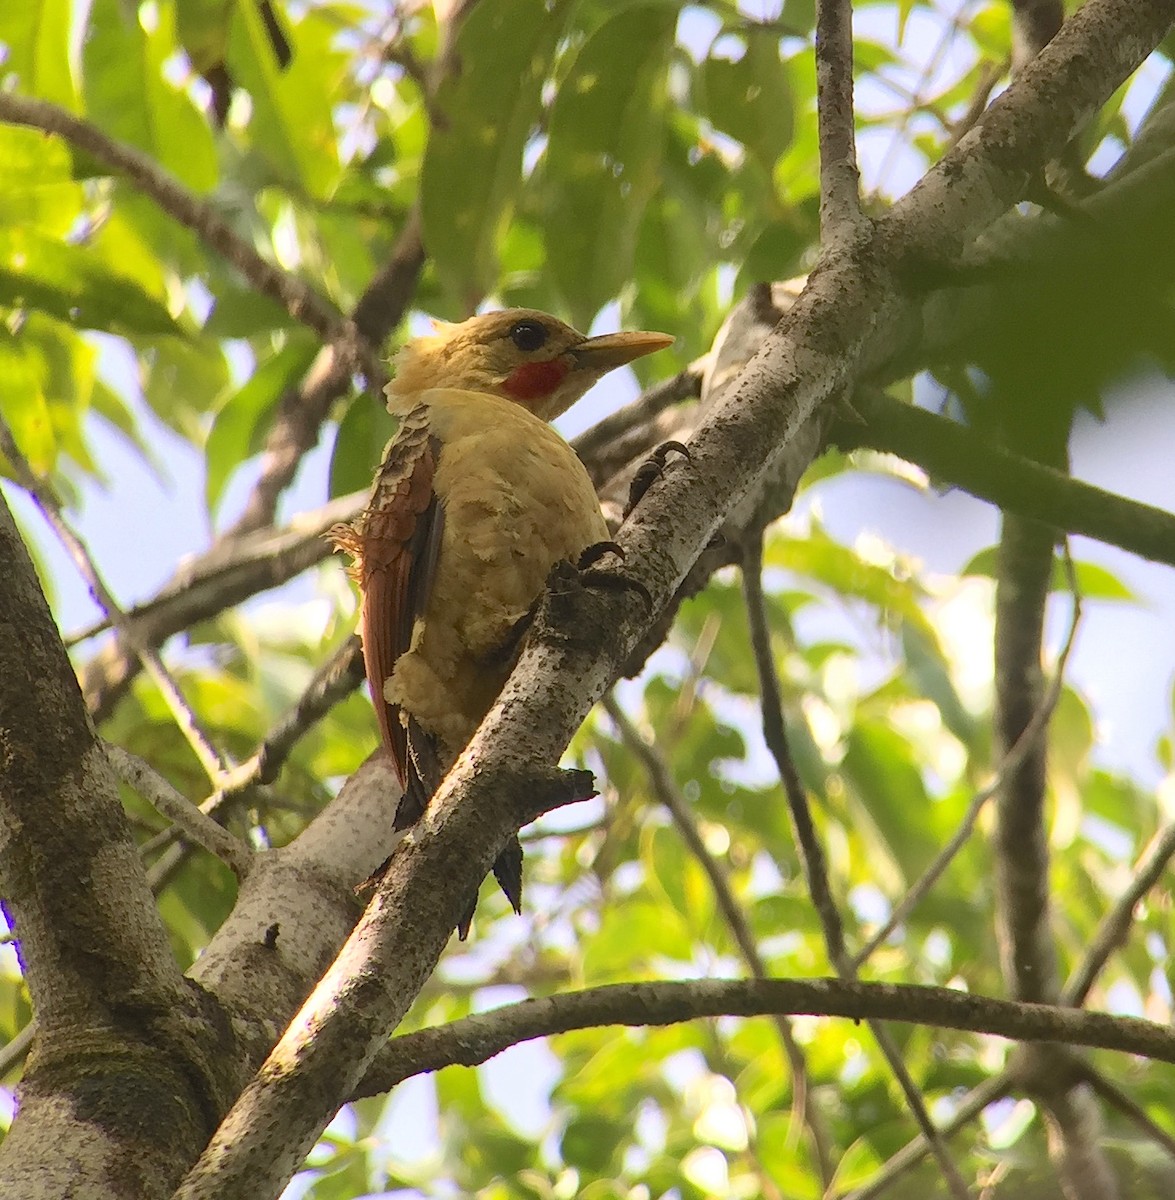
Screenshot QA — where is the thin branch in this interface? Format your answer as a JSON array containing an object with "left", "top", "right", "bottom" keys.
[
  {"left": 0, "top": 416, "right": 229, "bottom": 784},
  {"left": 141, "top": 638, "right": 366, "bottom": 890},
  {"left": 1062, "top": 817, "right": 1175, "bottom": 1006},
  {"left": 104, "top": 744, "right": 254, "bottom": 879},
  {"left": 1080, "top": 1064, "right": 1175, "bottom": 1161},
  {"left": 852, "top": 583, "right": 1082, "bottom": 969},
  {"left": 741, "top": 534, "right": 972, "bottom": 1200},
  {"left": 845, "top": 1075, "right": 1014, "bottom": 1200},
  {"left": 78, "top": 492, "right": 364, "bottom": 721},
  {"left": 0, "top": 1024, "right": 35, "bottom": 1080},
  {"left": 353, "top": 977, "right": 1175, "bottom": 1100},
  {"left": 572, "top": 363, "right": 704, "bottom": 465},
  {"left": 838, "top": 391, "right": 1175, "bottom": 573},
  {"left": 602, "top": 694, "right": 835, "bottom": 1188},
  {"left": 228, "top": 206, "right": 426, "bottom": 536},
  {"left": 0, "top": 93, "right": 353, "bottom": 349},
  {"left": 815, "top": 0, "right": 865, "bottom": 238}
]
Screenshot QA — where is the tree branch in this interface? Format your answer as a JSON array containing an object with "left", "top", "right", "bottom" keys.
[
  {"left": 0, "top": 93, "right": 352, "bottom": 348},
  {"left": 0, "top": 414, "right": 229, "bottom": 782},
  {"left": 355, "top": 978, "right": 1175, "bottom": 1094},
  {"left": 1061, "top": 817, "right": 1175, "bottom": 1006},
  {"left": 105, "top": 744, "right": 254, "bottom": 879},
  {"left": 838, "top": 391, "right": 1175, "bottom": 571},
  {"left": 815, "top": 0, "right": 865, "bottom": 239}
]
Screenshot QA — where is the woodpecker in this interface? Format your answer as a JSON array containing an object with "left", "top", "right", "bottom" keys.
[{"left": 333, "top": 309, "right": 673, "bottom": 935}]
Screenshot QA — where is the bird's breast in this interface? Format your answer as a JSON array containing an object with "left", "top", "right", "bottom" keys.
[{"left": 423, "top": 388, "right": 609, "bottom": 658}]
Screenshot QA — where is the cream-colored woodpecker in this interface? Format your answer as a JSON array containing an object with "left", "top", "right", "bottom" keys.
[{"left": 333, "top": 309, "right": 673, "bottom": 934}]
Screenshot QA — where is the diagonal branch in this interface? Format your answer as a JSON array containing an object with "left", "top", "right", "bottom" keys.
[
  {"left": 0, "top": 415, "right": 229, "bottom": 783},
  {"left": 852, "top": 584, "right": 1081, "bottom": 969},
  {"left": 1061, "top": 817, "right": 1175, "bottom": 1006}
]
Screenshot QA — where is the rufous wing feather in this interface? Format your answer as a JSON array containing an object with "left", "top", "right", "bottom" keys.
[{"left": 333, "top": 407, "right": 443, "bottom": 788}]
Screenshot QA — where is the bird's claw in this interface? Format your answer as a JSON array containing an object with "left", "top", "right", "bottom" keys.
[
  {"left": 546, "top": 547, "right": 655, "bottom": 614},
  {"left": 625, "top": 440, "right": 691, "bottom": 519}
]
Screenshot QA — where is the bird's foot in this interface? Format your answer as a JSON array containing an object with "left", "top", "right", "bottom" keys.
[
  {"left": 569, "top": 543, "right": 653, "bottom": 612},
  {"left": 624, "top": 440, "right": 690, "bottom": 519}
]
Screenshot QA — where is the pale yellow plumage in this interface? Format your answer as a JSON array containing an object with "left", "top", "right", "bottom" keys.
[
  {"left": 384, "top": 386, "right": 609, "bottom": 757},
  {"left": 333, "top": 308, "right": 672, "bottom": 933}
]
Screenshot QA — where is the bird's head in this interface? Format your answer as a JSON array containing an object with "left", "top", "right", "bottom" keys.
[{"left": 387, "top": 308, "right": 674, "bottom": 421}]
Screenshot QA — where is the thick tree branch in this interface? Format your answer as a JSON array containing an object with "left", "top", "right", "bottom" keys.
[{"left": 0, "top": 492, "right": 233, "bottom": 1196}]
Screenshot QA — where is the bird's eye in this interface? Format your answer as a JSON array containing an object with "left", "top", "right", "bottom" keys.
[{"left": 508, "top": 319, "right": 549, "bottom": 353}]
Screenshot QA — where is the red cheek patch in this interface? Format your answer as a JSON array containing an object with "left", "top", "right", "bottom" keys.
[{"left": 502, "top": 359, "right": 570, "bottom": 402}]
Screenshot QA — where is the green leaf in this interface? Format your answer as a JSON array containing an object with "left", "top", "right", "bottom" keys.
[
  {"left": 962, "top": 547, "right": 1136, "bottom": 601},
  {"left": 227, "top": 2, "right": 344, "bottom": 197},
  {"left": 421, "top": 0, "right": 570, "bottom": 303},
  {"left": 840, "top": 719, "right": 941, "bottom": 883},
  {"left": 543, "top": 5, "right": 676, "bottom": 325},
  {"left": 176, "top": 0, "right": 235, "bottom": 74},
  {"left": 205, "top": 337, "right": 320, "bottom": 514},
  {"left": 329, "top": 395, "right": 394, "bottom": 501},
  {"left": 696, "top": 29, "right": 793, "bottom": 170},
  {"left": 0, "top": 227, "right": 178, "bottom": 335},
  {"left": 0, "top": 126, "right": 84, "bottom": 235},
  {"left": 0, "top": 329, "right": 55, "bottom": 475},
  {"left": 83, "top": 0, "right": 217, "bottom": 192},
  {"left": 766, "top": 526, "right": 938, "bottom": 643},
  {"left": 0, "top": 0, "right": 78, "bottom": 108}
]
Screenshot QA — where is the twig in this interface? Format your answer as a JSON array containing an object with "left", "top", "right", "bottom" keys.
[
  {"left": 1080, "top": 1064, "right": 1175, "bottom": 1161},
  {"left": 1062, "top": 817, "right": 1175, "bottom": 1006},
  {"left": 105, "top": 744, "right": 253, "bottom": 879},
  {"left": 0, "top": 93, "right": 351, "bottom": 348},
  {"left": 815, "top": 0, "right": 865, "bottom": 239},
  {"left": 602, "top": 694, "right": 835, "bottom": 1188},
  {"left": 0, "top": 415, "right": 229, "bottom": 785},
  {"left": 354, "top": 977, "right": 1175, "bottom": 1100},
  {"left": 0, "top": 1024, "right": 35, "bottom": 1080},
  {"left": 852, "top": 582, "right": 1082, "bottom": 969},
  {"left": 741, "top": 533, "right": 972, "bottom": 1200}
]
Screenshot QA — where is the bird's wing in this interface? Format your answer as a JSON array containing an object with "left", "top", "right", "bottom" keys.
[{"left": 347, "top": 406, "right": 444, "bottom": 788}]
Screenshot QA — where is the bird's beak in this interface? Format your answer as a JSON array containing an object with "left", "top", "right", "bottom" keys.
[{"left": 569, "top": 329, "right": 674, "bottom": 373}]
